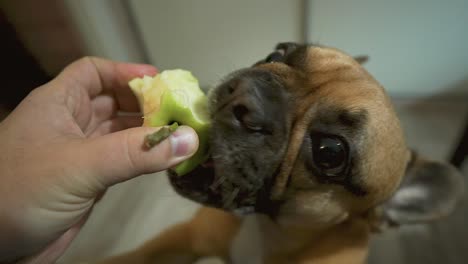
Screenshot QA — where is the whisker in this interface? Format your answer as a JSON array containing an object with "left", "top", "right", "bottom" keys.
[
  {"left": 229, "top": 170, "right": 254, "bottom": 191},
  {"left": 210, "top": 175, "right": 227, "bottom": 191},
  {"left": 223, "top": 187, "right": 240, "bottom": 208}
]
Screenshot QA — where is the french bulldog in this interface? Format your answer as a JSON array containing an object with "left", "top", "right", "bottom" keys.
[{"left": 99, "top": 43, "right": 465, "bottom": 264}]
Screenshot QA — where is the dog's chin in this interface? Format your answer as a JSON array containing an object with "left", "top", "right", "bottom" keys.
[
  {"left": 167, "top": 160, "right": 261, "bottom": 216},
  {"left": 167, "top": 160, "right": 222, "bottom": 207}
]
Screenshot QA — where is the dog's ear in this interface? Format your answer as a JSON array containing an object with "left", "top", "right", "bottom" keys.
[
  {"left": 254, "top": 42, "right": 302, "bottom": 66},
  {"left": 379, "top": 152, "right": 465, "bottom": 227},
  {"left": 354, "top": 55, "right": 369, "bottom": 65},
  {"left": 275, "top": 42, "right": 301, "bottom": 55}
]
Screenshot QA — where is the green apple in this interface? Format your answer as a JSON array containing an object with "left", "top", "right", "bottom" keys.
[{"left": 129, "top": 69, "right": 211, "bottom": 176}]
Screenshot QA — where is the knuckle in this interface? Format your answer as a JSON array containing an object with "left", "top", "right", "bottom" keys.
[{"left": 78, "top": 56, "right": 97, "bottom": 65}]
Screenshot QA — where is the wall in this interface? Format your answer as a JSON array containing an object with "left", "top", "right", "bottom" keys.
[
  {"left": 1, "top": 0, "right": 85, "bottom": 75},
  {"left": 128, "top": 0, "right": 305, "bottom": 89},
  {"left": 63, "top": 0, "right": 146, "bottom": 63},
  {"left": 63, "top": 0, "right": 468, "bottom": 98},
  {"left": 306, "top": 0, "right": 468, "bottom": 98}
]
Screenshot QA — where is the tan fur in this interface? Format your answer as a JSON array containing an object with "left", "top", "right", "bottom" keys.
[
  {"left": 97, "top": 208, "right": 240, "bottom": 263},
  {"left": 99, "top": 207, "right": 371, "bottom": 264}
]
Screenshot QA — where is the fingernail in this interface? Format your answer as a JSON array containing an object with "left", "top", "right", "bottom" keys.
[
  {"left": 139, "top": 65, "right": 158, "bottom": 76},
  {"left": 131, "top": 64, "right": 158, "bottom": 77},
  {"left": 170, "top": 127, "right": 198, "bottom": 157}
]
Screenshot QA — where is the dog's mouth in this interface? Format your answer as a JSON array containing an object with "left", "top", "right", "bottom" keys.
[
  {"left": 167, "top": 157, "right": 222, "bottom": 208},
  {"left": 167, "top": 155, "right": 266, "bottom": 215}
]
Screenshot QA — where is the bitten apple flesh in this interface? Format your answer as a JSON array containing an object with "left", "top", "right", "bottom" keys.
[{"left": 129, "top": 69, "right": 210, "bottom": 176}]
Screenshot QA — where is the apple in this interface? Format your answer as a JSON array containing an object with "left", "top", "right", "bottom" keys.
[{"left": 129, "top": 69, "right": 211, "bottom": 176}]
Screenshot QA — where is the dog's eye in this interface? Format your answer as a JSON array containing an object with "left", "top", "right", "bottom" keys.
[
  {"left": 311, "top": 134, "right": 349, "bottom": 177},
  {"left": 264, "top": 51, "right": 284, "bottom": 63}
]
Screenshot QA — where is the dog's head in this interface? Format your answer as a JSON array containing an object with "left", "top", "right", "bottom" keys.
[{"left": 168, "top": 43, "right": 464, "bottom": 230}]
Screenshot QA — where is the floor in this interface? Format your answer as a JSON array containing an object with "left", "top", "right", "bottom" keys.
[{"left": 57, "top": 98, "right": 468, "bottom": 264}]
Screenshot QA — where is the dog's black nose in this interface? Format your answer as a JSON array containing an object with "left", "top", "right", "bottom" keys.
[
  {"left": 209, "top": 68, "right": 291, "bottom": 211},
  {"left": 215, "top": 69, "right": 286, "bottom": 135},
  {"left": 231, "top": 88, "right": 272, "bottom": 135}
]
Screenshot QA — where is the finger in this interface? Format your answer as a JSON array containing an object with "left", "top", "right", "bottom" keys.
[
  {"left": 84, "top": 94, "right": 118, "bottom": 134},
  {"left": 76, "top": 126, "right": 199, "bottom": 190},
  {"left": 88, "top": 116, "right": 143, "bottom": 137},
  {"left": 58, "top": 57, "right": 157, "bottom": 112}
]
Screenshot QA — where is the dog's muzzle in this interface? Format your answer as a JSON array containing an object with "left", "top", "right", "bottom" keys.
[{"left": 168, "top": 68, "right": 291, "bottom": 215}]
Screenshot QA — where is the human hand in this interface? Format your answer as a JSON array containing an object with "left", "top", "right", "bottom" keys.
[{"left": 0, "top": 57, "right": 199, "bottom": 263}]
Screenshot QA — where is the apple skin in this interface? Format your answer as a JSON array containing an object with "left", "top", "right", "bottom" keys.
[
  {"left": 129, "top": 70, "right": 211, "bottom": 176},
  {"left": 146, "top": 88, "right": 211, "bottom": 176}
]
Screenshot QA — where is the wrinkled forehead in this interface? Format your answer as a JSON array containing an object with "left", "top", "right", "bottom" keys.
[
  {"left": 256, "top": 45, "right": 395, "bottom": 121},
  {"left": 257, "top": 45, "right": 382, "bottom": 96},
  {"left": 256, "top": 45, "right": 409, "bottom": 203}
]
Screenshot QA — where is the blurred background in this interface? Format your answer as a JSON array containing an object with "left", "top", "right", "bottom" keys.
[{"left": 0, "top": 0, "right": 467, "bottom": 263}]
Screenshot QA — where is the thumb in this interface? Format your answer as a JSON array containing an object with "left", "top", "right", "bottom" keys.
[{"left": 75, "top": 125, "right": 199, "bottom": 189}]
